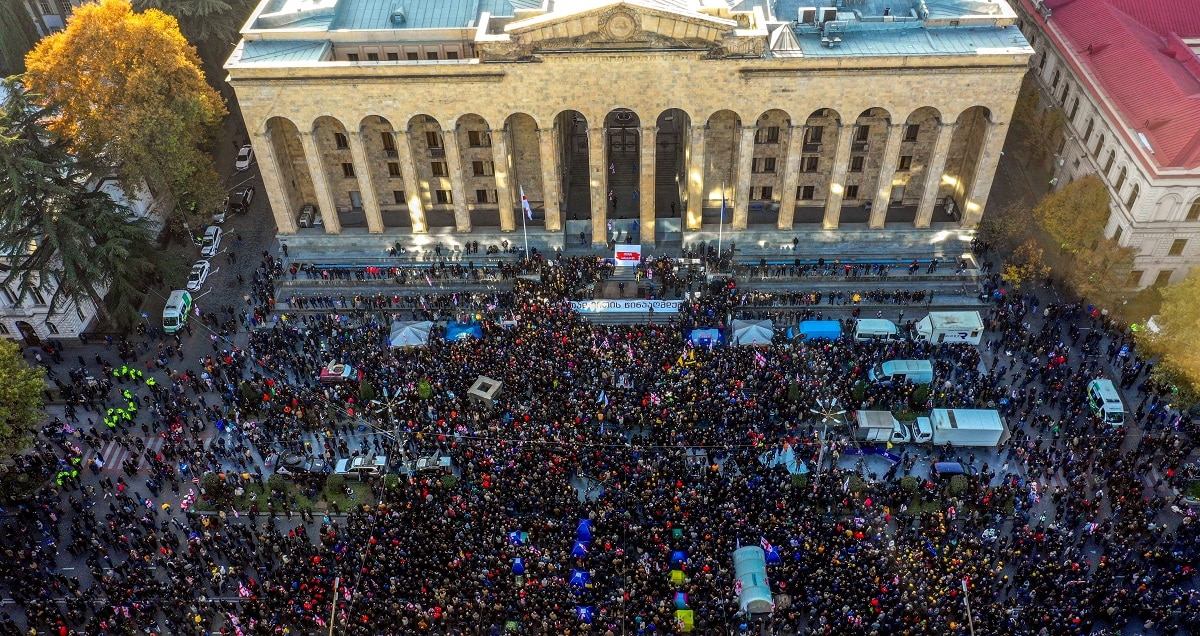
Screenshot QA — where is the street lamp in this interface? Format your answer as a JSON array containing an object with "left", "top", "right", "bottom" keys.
[{"left": 809, "top": 397, "right": 846, "bottom": 486}]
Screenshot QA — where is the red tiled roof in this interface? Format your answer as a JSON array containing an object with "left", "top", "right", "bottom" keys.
[{"left": 1039, "top": 0, "right": 1200, "bottom": 171}]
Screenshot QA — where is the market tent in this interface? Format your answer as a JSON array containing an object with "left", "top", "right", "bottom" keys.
[
  {"left": 687, "top": 328, "right": 722, "bottom": 347},
  {"left": 730, "top": 319, "right": 773, "bottom": 345},
  {"left": 388, "top": 321, "right": 433, "bottom": 347},
  {"left": 445, "top": 321, "right": 483, "bottom": 341}
]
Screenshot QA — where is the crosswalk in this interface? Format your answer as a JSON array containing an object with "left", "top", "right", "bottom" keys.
[{"left": 83, "top": 436, "right": 165, "bottom": 472}]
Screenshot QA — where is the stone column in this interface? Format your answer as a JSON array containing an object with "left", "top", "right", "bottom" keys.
[
  {"left": 869, "top": 123, "right": 905, "bottom": 229},
  {"left": 915, "top": 122, "right": 956, "bottom": 229},
  {"left": 962, "top": 120, "right": 1008, "bottom": 228},
  {"left": 588, "top": 124, "right": 608, "bottom": 247},
  {"left": 776, "top": 124, "right": 804, "bottom": 230},
  {"left": 491, "top": 127, "right": 516, "bottom": 232},
  {"left": 732, "top": 124, "right": 756, "bottom": 230},
  {"left": 685, "top": 123, "right": 705, "bottom": 231},
  {"left": 395, "top": 129, "right": 427, "bottom": 233},
  {"left": 251, "top": 130, "right": 297, "bottom": 234},
  {"left": 639, "top": 125, "right": 657, "bottom": 246},
  {"left": 442, "top": 126, "right": 471, "bottom": 232},
  {"left": 346, "top": 130, "right": 384, "bottom": 233},
  {"left": 822, "top": 123, "right": 854, "bottom": 230},
  {"left": 538, "top": 126, "right": 562, "bottom": 232},
  {"left": 298, "top": 131, "right": 341, "bottom": 233}
]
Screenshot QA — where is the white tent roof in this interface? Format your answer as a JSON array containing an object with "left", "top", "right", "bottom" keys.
[
  {"left": 730, "top": 319, "right": 774, "bottom": 345},
  {"left": 388, "top": 320, "right": 433, "bottom": 347}
]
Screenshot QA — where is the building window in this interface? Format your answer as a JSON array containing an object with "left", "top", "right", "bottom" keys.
[
  {"left": 387, "top": 52, "right": 399, "bottom": 61},
  {"left": 1188, "top": 200, "right": 1200, "bottom": 221},
  {"left": 38, "top": 0, "right": 55, "bottom": 14},
  {"left": 407, "top": 52, "right": 419, "bottom": 60},
  {"left": 898, "top": 156, "right": 913, "bottom": 171},
  {"left": 1068, "top": 98, "right": 1080, "bottom": 122},
  {"left": 849, "top": 156, "right": 865, "bottom": 173},
  {"left": 475, "top": 189, "right": 497, "bottom": 204},
  {"left": 427, "top": 51, "right": 439, "bottom": 60},
  {"left": 0, "top": 323, "right": 7, "bottom": 335},
  {"left": 1128, "top": 270, "right": 1144, "bottom": 286},
  {"left": 1038, "top": 54, "right": 1047, "bottom": 72},
  {"left": 802, "top": 156, "right": 819, "bottom": 172},
  {"left": 1, "top": 286, "right": 16, "bottom": 306},
  {"left": 471, "top": 160, "right": 493, "bottom": 176},
  {"left": 1093, "top": 135, "right": 1104, "bottom": 158},
  {"left": 1103, "top": 151, "right": 1115, "bottom": 176},
  {"left": 435, "top": 190, "right": 453, "bottom": 204},
  {"left": 855, "top": 125, "right": 869, "bottom": 142},
  {"left": 1112, "top": 225, "right": 1123, "bottom": 243},
  {"left": 1154, "top": 270, "right": 1174, "bottom": 286},
  {"left": 1050, "top": 69, "right": 1061, "bottom": 89},
  {"left": 341, "top": 163, "right": 355, "bottom": 178},
  {"left": 754, "top": 186, "right": 773, "bottom": 200},
  {"left": 393, "top": 191, "right": 406, "bottom": 205},
  {"left": 1169, "top": 239, "right": 1187, "bottom": 256},
  {"left": 752, "top": 157, "right": 776, "bottom": 173},
  {"left": 447, "top": 51, "right": 459, "bottom": 60},
  {"left": 381, "top": 132, "right": 396, "bottom": 152},
  {"left": 431, "top": 161, "right": 449, "bottom": 177},
  {"left": 468, "top": 130, "right": 491, "bottom": 148},
  {"left": 46, "top": 322, "right": 59, "bottom": 335},
  {"left": 754, "top": 126, "right": 780, "bottom": 144},
  {"left": 30, "top": 289, "right": 46, "bottom": 306},
  {"left": 387, "top": 162, "right": 401, "bottom": 177},
  {"left": 844, "top": 185, "right": 859, "bottom": 199},
  {"left": 903, "top": 125, "right": 919, "bottom": 142},
  {"left": 804, "top": 126, "right": 823, "bottom": 144},
  {"left": 799, "top": 185, "right": 815, "bottom": 200},
  {"left": 346, "top": 53, "right": 359, "bottom": 62},
  {"left": 1082, "top": 119, "right": 1094, "bottom": 144},
  {"left": 333, "top": 132, "right": 349, "bottom": 149},
  {"left": 1125, "top": 184, "right": 1139, "bottom": 209},
  {"left": 426, "top": 131, "right": 443, "bottom": 148},
  {"left": 1060, "top": 83, "right": 1070, "bottom": 105},
  {"left": 1114, "top": 167, "right": 1126, "bottom": 193},
  {"left": 366, "top": 52, "right": 379, "bottom": 61}
]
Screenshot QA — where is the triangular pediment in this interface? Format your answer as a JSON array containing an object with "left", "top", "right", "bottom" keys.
[{"left": 504, "top": 1, "right": 738, "bottom": 51}]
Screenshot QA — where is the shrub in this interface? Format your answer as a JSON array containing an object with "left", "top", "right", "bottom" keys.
[
  {"left": 900, "top": 475, "right": 919, "bottom": 493},
  {"left": 848, "top": 475, "right": 865, "bottom": 494},
  {"left": 910, "top": 385, "right": 931, "bottom": 411},
  {"left": 266, "top": 473, "right": 288, "bottom": 494},
  {"left": 200, "top": 472, "right": 231, "bottom": 505},
  {"left": 385, "top": 474, "right": 400, "bottom": 490},
  {"left": 325, "top": 474, "right": 346, "bottom": 498},
  {"left": 948, "top": 475, "right": 968, "bottom": 497},
  {"left": 791, "top": 473, "right": 808, "bottom": 489},
  {"left": 442, "top": 474, "right": 458, "bottom": 489},
  {"left": 851, "top": 382, "right": 868, "bottom": 403}
]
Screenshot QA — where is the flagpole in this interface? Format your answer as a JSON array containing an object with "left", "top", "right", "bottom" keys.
[
  {"left": 717, "top": 181, "right": 725, "bottom": 272},
  {"left": 519, "top": 185, "right": 531, "bottom": 259},
  {"left": 521, "top": 199, "right": 529, "bottom": 259}
]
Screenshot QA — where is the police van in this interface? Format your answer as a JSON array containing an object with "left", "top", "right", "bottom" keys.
[
  {"left": 162, "top": 290, "right": 193, "bottom": 334},
  {"left": 1087, "top": 379, "right": 1126, "bottom": 426}
]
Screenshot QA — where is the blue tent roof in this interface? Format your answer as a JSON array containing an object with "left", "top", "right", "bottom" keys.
[{"left": 445, "top": 321, "right": 483, "bottom": 341}]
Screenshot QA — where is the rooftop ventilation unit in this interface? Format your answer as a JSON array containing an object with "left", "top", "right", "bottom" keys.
[
  {"left": 818, "top": 7, "right": 838, "bottom": 22},
  {"left": 390, "top": 5, "right": 406, "bottom": 24},
  {"left": 799, "top": 7, "right": 817, "bottom": 24}
]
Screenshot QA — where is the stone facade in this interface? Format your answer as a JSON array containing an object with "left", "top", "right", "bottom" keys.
[{"left": 227, "top": 0, "right": 1030, "bottom": 247}]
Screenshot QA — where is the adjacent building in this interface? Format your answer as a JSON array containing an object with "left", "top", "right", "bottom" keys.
[
  {"left": 1015, "top": 0, "right": 1200, "bottom": 287},
  {"left": 225, "top": 0, "right": 1031, "bottom": 252}
]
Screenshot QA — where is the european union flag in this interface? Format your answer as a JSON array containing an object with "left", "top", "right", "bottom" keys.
[
  {"left": 576, "top": 606, "right": 594, "bottom": 623},
  {"left": 512, "top": 558, "right": 525, "bottom": 575},
  {"left": 508, "top": 531, "right": 528, "bottom": 545},
  {"left": 572, "top": 541, "right": 590, "bottom": 558},
  {"left": 569, "top": 569, "right": 590, "bottom": 587}
]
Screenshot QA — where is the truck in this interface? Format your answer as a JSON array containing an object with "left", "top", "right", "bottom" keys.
[
  {"left": 925, "top": 409, "right": 1006, "bottom": 447},
  {"left": 796, "top": 320, "right": 842, "bottom": 341},
  {"left": 913, "top": 311, "right": 984, "bottom": 345},
  {"left": 162, "top": 290, "right": 193, "bottom": 334},
  {"left": 853, "top": 410, "right": 912, "bottom": 444}
]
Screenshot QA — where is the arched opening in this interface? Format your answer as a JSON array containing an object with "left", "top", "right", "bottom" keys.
[
  {"left": 653, "top": 109, "right": 690, "bottom": 243},
  {"left": 840, "top": 107, "right": 891, "bottom": 225},
  {"left": 407, "top": 114, "right": 455, "bottom": 229},
  {"left": 943, "top": 106, "right": 993, "bottom": 225},
  {"left": 604, "top": 109, "right": 641, "bottom": 221},
  {"left": 886, "top": 106, "right": 940, "bottom": 225},
  {"left": 263, "top": 117, "right": 313, "bottom": 229},
  {"left": 793, "top": 108, "right": 840, "bottom": 225},
  {"left": 556, "top": 110, "right": 592, "bottom": 242},
  {"left": 750, "top": 109, "right": 789, "bottom": 226},
  {"left": 15, "top": 321, "right": 39, "bottom": 346},
  {"left": 456, "top": 113, "right": 499, "bottom": 228},
  {"left": 361, "top": 115, "right": 410, "bottom": 229},
  {"left": 504, "top": 113, "right": 543, "bottom": 228},
  {"left": 311, "top": 116, "right": 365, "bottom": 229},
  {"left": 703, "top": 109, "right": 740, "bottom": 227}
]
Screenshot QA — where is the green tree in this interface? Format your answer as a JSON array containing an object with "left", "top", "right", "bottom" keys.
[
  {"left": 0, "top": 78, "right": 157, "bottom": 328},
  {"left": 1033, "top": 176, "right": 1111, "bottom": 253},
  {"left": 0, "top": 0, "right": 39, "bottom": 75},
  {"left": 1062, "top": 237, "right": 1135, "bottom": 309},
  {"left": 1138, "top": 269, "right": 1200, "bottom": 405},
  {"left": 134, "top": 0, "right": 251, "bottom": 47},
  {"left": 0, "top": 339, "right": 45, "bottom": 462},
  {"left": 24, "top": 0, "right": 227, "bottom": 227}
]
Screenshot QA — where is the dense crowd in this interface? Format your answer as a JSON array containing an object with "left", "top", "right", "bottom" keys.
[{"left": 1, "top": 253, "right": 1198, "bottom": 636}]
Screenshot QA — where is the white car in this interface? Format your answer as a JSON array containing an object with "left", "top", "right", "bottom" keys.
[
  {"left": 212, "top": 195, "right": 230, "bottom": 224},
  {"left": 200, "top": 225, "right": 222, "bottom": 257},
  {"left": 186, "top": 260, "right": 211, "bottom": 292},
  {"left": 234, "top": 144, "right": 254, "bottom": 171}
]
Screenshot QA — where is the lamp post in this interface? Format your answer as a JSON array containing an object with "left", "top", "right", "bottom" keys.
[{"left": 809, "top": 397, "right": 846, "bottom": 486}]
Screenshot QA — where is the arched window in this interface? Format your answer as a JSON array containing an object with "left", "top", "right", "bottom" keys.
[
  {"left": 1188, "top": 199, "right": 1200, "bottom": 221},
  {"left": 1125, "top": 184, "right": 1139, "bottom": 210},
  {"left": 1103, "top": 151, "right": 1115, "bottom": 176},
  {"left": 1114, "top": 167, "right": 1127, "bottom": 193},
  {"left": 1082, "top": 119, "right": 1094, "bottom": 144},
  {"left": 1093, "top": 134, "right": 1104, "bottom": 158}
]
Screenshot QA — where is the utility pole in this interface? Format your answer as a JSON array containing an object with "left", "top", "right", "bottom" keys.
[
  {"left": 328, "top": 576, "right": 340, "bottom": 636},
  {"left": 961, "top": 578, "right": 976, "bottom": 636}
]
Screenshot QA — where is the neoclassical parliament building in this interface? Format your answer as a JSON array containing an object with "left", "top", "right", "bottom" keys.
[{"left": 225, "top": 0, "right": 1032, "bottom": 250}]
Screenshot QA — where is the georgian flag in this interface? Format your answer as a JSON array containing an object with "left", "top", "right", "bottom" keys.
[{"left": 521, "top": 186, "right": 533, "bottom": 220}]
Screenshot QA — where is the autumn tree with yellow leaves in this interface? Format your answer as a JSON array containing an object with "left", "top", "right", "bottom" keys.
[
  {"left": 24, "top": 0, "right": 227, "bottom": 230},
  {"left": 1137, "top": 269, "right": 1200, "bottom": 406}
]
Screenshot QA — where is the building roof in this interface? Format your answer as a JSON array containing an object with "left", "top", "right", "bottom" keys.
[
  {"left": 240, "top": 40, "right": 333, "bottom": 63},
  {"left": 1041, "top": 0, "right": 1200, "bottom": 170}
]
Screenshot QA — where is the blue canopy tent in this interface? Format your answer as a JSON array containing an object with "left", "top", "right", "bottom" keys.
[
  {"left": 445, "top": 321, "right": 483, "bottom": 341},
  {"left": 670, "top": 550, "right": 687, "bottom": 568},
  {"left": 572, "top": 541, "right": 590, "bottom": 559},
  {"left": 687, "top": 328, "right": 722, "bottom": 347},
  {"left": 577, "top": 519, "right": 593, "bottom": 541},
  {"left": 512, "top": 558, "right": 526, "bottom": 575}
]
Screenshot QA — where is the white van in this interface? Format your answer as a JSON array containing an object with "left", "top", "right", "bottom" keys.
[
  {"left": 1087, "top": 379, "right": 1126, "bottom": 426},
  {"left": 854, "top": 318, "right": 902, "bottom": 341},
  {"left": 162, "top": 290, "right": 193, "bottom": 334},
  {"left": 869, "top": 359, "right": 934, "bottom": 385}
]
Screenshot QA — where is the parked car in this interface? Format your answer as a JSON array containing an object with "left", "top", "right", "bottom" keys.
[
  {"left": 212, "top": 195, "right": 230, "bottom": 224},
  {"left": 334, "top": 455, "right": 387, "bottom": 481},
  {"left": 186, "top": 260, "right": 211, "bottom": 292},
  {"left": 200, "top": 225, "right": 222, "bottom": 257},
  {"left": 234, "top": 144, "right": 254, "bottom": 171},
  {"left": 230, "top": 186, "right": 255, "bottom": 214},
  {"left": 319, "top": 363, "right": 363, "bottom": 384},
  {"left": 275, "top": 452, "right": 328, "bottom": 476}
]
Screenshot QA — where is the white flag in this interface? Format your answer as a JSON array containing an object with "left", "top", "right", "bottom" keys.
[{"left": 520, "top": 186, "right": 533, "bottom": 220}]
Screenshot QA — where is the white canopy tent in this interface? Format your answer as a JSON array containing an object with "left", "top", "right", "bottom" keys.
[
  {"left": 730, "top": 319, "right": 774, "bottom": 346},
  {"left": 388, "top": 321, "right": 433, "bottom": 347}
]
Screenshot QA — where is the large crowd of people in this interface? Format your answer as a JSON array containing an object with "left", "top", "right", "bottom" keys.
[{"left": 1, "top": 252, "right": 1198, "bottom": 636}]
